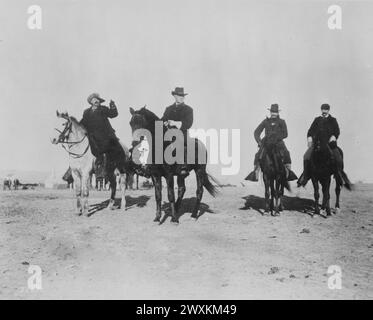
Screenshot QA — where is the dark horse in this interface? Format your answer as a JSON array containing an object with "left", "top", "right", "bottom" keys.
[
  {"left": 260, "top": 138, "right": 291, "bottom": 216},
  {"left": 129, "top": 106, "right": 219, "bottom": 224},
  {"left": 309, "top": 134, "right": 352, "bottom": 217}
]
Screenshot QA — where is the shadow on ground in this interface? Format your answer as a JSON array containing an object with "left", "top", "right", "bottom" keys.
[
  {"left": 240, "top": 195, "right": 315, "bottom": 216},
  {"left": 88, "top": 195, "right": 151, "bottom": 216},
  {"left": 160, "top": 197, "right": 215, "bottom": 223}
]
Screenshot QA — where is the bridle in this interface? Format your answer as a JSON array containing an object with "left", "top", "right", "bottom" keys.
[{"left": 54, "top": 119, "right": 90, "bottom": 158}]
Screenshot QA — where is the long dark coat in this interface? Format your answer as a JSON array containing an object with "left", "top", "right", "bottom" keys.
[
  {"left": 307, "top": 115, "right": 340, "bottom": 141},
  {"left": 161, "top": 103, "right": 194, "bottom": 133},
  {"left": 80, "top": 105, "right": 118, "bottom": 155}
]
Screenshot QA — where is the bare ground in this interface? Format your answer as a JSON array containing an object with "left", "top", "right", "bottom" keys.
[{"left": 0, "top": 182, "right": 372, "bottom": 299}]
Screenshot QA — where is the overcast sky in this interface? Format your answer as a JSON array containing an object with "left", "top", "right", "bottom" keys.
[{"left": 0, "top": 0, "right": 372, "bottom": 183}]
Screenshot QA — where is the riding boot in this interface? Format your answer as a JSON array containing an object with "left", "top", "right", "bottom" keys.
[
  {"left": 297, "top": 160, "right": 310, "bottom": 187},
  {"left": 285, "top": 164, "right": 298, "bottom": 181},
  {"left": 245, "top": 164, "right": 260, "bottom": 181}
]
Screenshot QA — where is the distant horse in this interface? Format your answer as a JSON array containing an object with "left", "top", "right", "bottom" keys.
[
  {"left": 3, "top": 178, "right": 11, "bottom": 190},
  {"left": 260, "top": 138, "right": 291, "bottom": 216},
  {"left": 129, "top": 106, "right": 219, "bottom": 224},
  {"left": 52, "top": 111, "right": 129, "bottom": 215},
  {"left": 309, "top": 135, "right": 352, "bottom": 217}
]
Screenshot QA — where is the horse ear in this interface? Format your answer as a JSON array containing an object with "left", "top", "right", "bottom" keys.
[
  {"left": 129, "top": 107, "right": 135, "bottom": 115},
  {"left": 143, "top": 105, "right": 147, "bottom": 109},
  {"left": 56, "top": 110, "right": 61, "bottom": 117}
]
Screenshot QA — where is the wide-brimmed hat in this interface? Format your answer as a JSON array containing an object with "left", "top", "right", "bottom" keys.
[
  {"left": 321, "top": 103, "right": 330, "bottom": 110},
  {"left": 171, "top": 87, "right": 188, "bottom": 97},
  {"left": 268, "top": 104, "right": 280, "bottom": 113},
  {"left": 87, "top": 93, "right": 105, "bottom": 105}
]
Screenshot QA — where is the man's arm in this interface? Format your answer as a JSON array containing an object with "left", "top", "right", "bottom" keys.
[
  {"left": 307, "top": 117, "right": 318, "bottom": 138},
  {"left": 180, "top": 106, "right": 193, "bottom": 131},
  {"left": 333, "top": 118, "right": 340, "bottom": 139},
  {"left": 280, "top": 120, "right": 288, "bottom": 140},
  {"left": 102, "top": 101, "right": 118, "bottom": 118},
  {"left": 254, "top": 120, "right": 266, "bottom": 144}
]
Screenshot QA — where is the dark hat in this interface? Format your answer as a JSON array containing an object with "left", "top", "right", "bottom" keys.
[
  {"left": 87, "top": 93, "right": 105, "bottom": 105},
  {"left": 321, "top": 103, "right": 330, "bottom": 110},
  {"left": 171, "top": 87, "right": 188, "bottom": 97},
  {"left": 268, "top": 104, "right": 280, "bottom": 113}
]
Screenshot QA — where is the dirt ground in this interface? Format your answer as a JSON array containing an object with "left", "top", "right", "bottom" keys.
[{"left": 0, "top": 181, "right": 372, "bottom": 300}]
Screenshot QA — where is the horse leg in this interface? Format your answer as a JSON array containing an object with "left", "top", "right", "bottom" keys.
[
  {"left": 263, "top": 175, "right": 270, "bottom": 214},
  {"left": 270, "top": 179, "right": 276, "bottom": 216},
  {"left": 72, "top": 170, "right": 82, "bottom": 216},
  {"left": 279, "top": 183, "right": 284, "bottom": 212},
  {"left": 311, "top": 178, "right": 320, "bottom": 217},
  {"left": 166, "top": 175, "right": 178, "bottom": 224},
  {"left": 152, "top": 175, "right": 162, "bottom": 222},
  {"left": 273, "top": 180, "right": 281, "bottom": 216},
  {"left": 108, "top": 172, "right": 117, "bottom": 210},
  {"left": 175, "top": 175, "right": 186, "bottom": 213},
  {"left": 322, "top": 177, "right": 331, "bottom": 216},
  {"left": 119, "top": 173, "right": 127, "bottom": 210},
  {"left": 335, "top": 179, "right": 341, "bottom": 214},
  {"left": 81, "top": 173, "right": 90, "bottom": 216},
  {"left": 191, "top": 169, "right": 204, "bottom": 219}
]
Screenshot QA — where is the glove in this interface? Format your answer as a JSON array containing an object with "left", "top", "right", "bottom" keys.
[
  {"left": 329, "top": 135, "right": 337, "bottom": 142},
  {"left": 109, "top": 100, "right": 116, "bottom": 108},
  {"left": 307, "top": 136, "right": 313, "bottom": 148}
]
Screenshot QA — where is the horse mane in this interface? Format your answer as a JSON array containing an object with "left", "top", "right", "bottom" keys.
[
  {"left": 69, "top": 116, "right": 87, "bottom": 134},
  {"left": 137, "top": 107, "right": 160, "bottom": 122}
]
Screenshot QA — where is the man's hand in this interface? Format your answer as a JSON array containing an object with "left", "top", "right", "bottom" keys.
[
  {"left": 329, "top": 135, "right": 337, "bottom": 142},
  {"left": 307, "top": 136, "right": 313, "bottom": 148},
  {"left": 109, "top": 100, "right": 116, "bottom": 108}
]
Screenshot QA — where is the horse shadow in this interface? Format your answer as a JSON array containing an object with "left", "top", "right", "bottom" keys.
[
  {"left": 160, "top": 197, "right": 215, "bottom": 223},
  {"left": 240, "top": 195, "right": 315, "bottom": 216},
  {"left": 88, "top": 195, "right": 151, "bottom": 216}
]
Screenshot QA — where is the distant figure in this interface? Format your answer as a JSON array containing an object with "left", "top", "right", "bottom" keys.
[
  {"left": 62, "top": 167, "right": 74, "bottom": 189},
  {"left": 12, "top": 178, "right": 20, "bottom": 190},
  {"left": 3, "top": 177, "right": 12, "bottom": 190},
  {"left": 246, "top": 104, "right": 297, "bottom": 182}
]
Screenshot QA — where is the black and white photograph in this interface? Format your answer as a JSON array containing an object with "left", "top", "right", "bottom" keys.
[{"left": 0, "top": 0, "right": 372, "bottom": 302}]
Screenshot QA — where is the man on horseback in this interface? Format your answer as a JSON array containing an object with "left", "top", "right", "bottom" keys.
[
  {"left": 161, "top": 87, "right": 194, "bottom": 177},
  {"left": 80, "top": 93, "right": 127, "bottom": 175},
  {"left": 246, "top": 104, "right": 297, "bottom": 182},
  {"left": 297, "top": 103, "right": 343, "bottom": 187}
]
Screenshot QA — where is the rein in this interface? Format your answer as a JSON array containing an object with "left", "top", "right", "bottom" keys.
[{"left": 55, "top": 120, "right": 90, "bottom": 159}]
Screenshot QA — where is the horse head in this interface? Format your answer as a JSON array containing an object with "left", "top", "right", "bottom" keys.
[
  {"left": 312, "top": 134, "right": 332, "bottom": 166},
  {"left": 52, "top": 110, "right": 85, "bottom": 144},
  {"left": 129, "top": 106, "right": 160, "bottom": 133}
]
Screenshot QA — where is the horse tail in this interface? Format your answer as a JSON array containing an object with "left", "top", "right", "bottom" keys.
[
  {"left": 202, "top": 171, "right": 220, "bottom": 197},
  {"left": 341, "top": 171, "right": 353, "bottom": 191}
]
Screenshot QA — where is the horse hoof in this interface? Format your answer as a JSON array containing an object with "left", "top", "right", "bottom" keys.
[
  {"left": 170, "top": 218, "right": 179, "bottom": 225},
  {"left": 335, "top": 208, "right": 341, "bottom": 215},
  {"left": 154, "top": 217, "right": 161, "bottom": 222}
]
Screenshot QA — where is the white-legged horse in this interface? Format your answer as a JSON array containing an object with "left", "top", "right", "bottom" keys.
[{"left": 52, "top": 111, "right": 128, "bottom": 216}]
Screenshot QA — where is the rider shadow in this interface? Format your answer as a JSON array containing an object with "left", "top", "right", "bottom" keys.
[
  {"left": 87, "top": 195, "right": 151, "bottom": 216},
  {"left": 240, "top": 195, "right": 315, "bottom": 216},
  {"left": 160, "top": 197, "right": 215, "bottom": 224}
]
